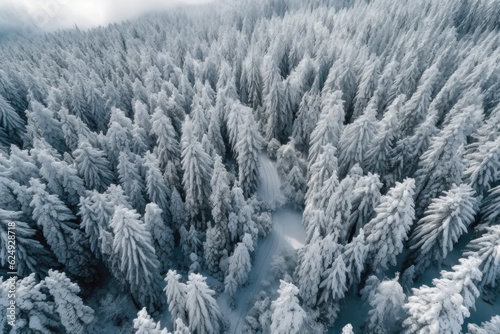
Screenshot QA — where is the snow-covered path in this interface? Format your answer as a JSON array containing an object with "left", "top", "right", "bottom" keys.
[{"left": 219, "top": 154, "right": 306, "bottom": 334}]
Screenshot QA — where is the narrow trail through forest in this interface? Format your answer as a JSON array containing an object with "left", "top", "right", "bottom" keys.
[{"left": 219, "top": 154, "right": 307, "bottom": 334}]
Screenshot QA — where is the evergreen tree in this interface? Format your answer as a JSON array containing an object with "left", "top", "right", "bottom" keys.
[
  {"left": 110, "top": 205, "right": 163, "bottom": 310},
  {"left": 0, "top": 209, "right": 54, "bottom": 277},
  {"left": 262, "top": 57, "right": 286, "bottom": 142},
  {"left": 365, "top": 275, "right": 405, "bottom": 334},
  {"left": 236, "top": 112, "right": 262, "bottom": 197},
  {"left": 364, "top": 95, "right": 404, "bottom": 175},
  {"left": 0, "top": 94, "right": 25, "bottom": 145},
  {"left": 181, "top": 117, "right": 213, "bottom": 226},
  {"left": 308, "top": 90, "right": 344, "bottom": 167},
  {"left": 281, "top": 165, "right": 306, "bottom": 209},
  {"left": 185, "top": 273, "right": 223, "bottom": 334},
  {"left": 464, "top": 226, "right": 500, "bottom": 288},
  {"left": 463, "top": 136, "right": 500, "bottom": 196},
  {"left": 467, "top": 316, "right": 500, "bottom": 334},
  {"left": 409, "top": 184, "right": 478, "bottom": 275},
  {"left": 165, "top": 270, "right": 188, "bottom": 327},
  {"left": 364, "top": 178, "right": 415, "bottom": 272},
  {"left": 1, "top": 274, "right": 62, "bottom": 333},
  {"left": 226, "top": 233, "right": 254, "bottom": 288},
  {"left": 270, "top": 280, "right": 307, "bottom": 334},
  {"left": 342, "top": 229, "right": 369, "bottom": 288},
  {"left": 292, "top": 89, "right": 321, "bottom": 153},
  {"left": 295, "top": 240, "right": 323, "bottom": 307},
  {"left": 118, "top": 150, "right": 147, "bottom": 214},
  {"left": 318, "top": 256, "right": 348, "bottom": 305},
  {"left": 144, "top": 203, "right": 174, "bottom": 274},
  {"left": 480, "top": 185, "right": 500, "bottom": 228},
  {"left": 29, "top": 178, "right": 96, "bottom": 281},
  {"left": 338, "top": 100, "right": 378, "bottom": 177},
  {"left": 73, "top": 137, "right": 114, "bottom": 192},
  {"left": 347, "top": 173, "right": 382, "bottom": 241},
  {"left": 143, "top": 152, "right": 171, "bottom": 222},
  {"left": 305, "top": 144, "right": 338, "bottom": 207},
  {"left": 151, "top": 107, "right": 181, "bottom": 171},
  {"left": 210, "top": 155, "right": 232, "bottom": 245},
  {"left": 133, "top": 308, "right": 170, "bottom": 334},
  {"left": 44, "top": 270, "right": 95, "bottom": 334}
]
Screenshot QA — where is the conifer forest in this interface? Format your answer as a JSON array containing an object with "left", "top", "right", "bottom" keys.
[{"left": 0, "top": 0, "right": 499, "bottom": 333}]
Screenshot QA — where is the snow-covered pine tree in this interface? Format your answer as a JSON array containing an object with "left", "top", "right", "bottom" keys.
[
  {"left": 338, "top": 99, "right": 378, "bottom": 177},
  {"left": 185, "top": 273, "right": 223, "bottom": 334},
  {"left": 292, "top": 88, "right": 321, "bottom": 154},
  {"left": 347, "top": 173, "right": 382, "bottom": 241},
  {"left": 262, "top": 56, "right": 286, "bottom": 142},
  {"left": 181, "top": 116, "right": 213, "bottom": 226},
  {"left": 210, "top": 155, "right": 232, "bottom": 245},
  {"left": 364, "top": 95, "right": 404, "bottom": 176},
  {"left": 281, "top": 165, "right": 307, "bottom": 209},
  {"left": 364, "top": 178, "right": 415, "bottom": 273},
  {"left": 271, "top": 280, "right": 308, "bottom": 334},
  {"left": 403, "top": 257, "right": 482, "bottom": 334},
  {"left": 144, "top": 203, "right": 174, "bottom": 274},
  {"left": 295, "top": 240, "right": 323, "bottom": 307},
  {"left": 324, "top": 175, "right": 354, "bottom": 243},
  {"left": 463, "top": 136, "right": 500, "bottom": 197},
  {"left": 0, "top": 209, "right": 54, "bottom": 277},
  {"left": 1, "top": 273, "right": 62, "bottom": 333},
  {"left": 464, "top": 226, "right": 500, "bottom": 288},
  {"left": 110, "top": 205, "right": 163, "bottom": 310},
  {"left": 409, "top": 184, "right": 478, "bottom": 276},
  {"left": 118, "top": 150, "right": 147, "bottom": 214},
  {"left": 365, "top": 275, "right": 405, "bottom": 334},
  {"left": 318, "top": 256, "right": 348, "bottom": 308},
  {"left": 133, "top": 308, "right": 169, "bottom": 334},
  {"left": 308, "top": 90, "right": 344, "bottom": 167},
  {"left": 143, "top": 151, "right": 171, "bottom": 222},
  {"left": 44, "top": 270, "right": 95, "bottom": 334},
  {"left": 0, "top": 94, "right": 25, "bottom": 146},
  {"left": 29, "top": 178, "right": 96, "bottom": 281},
  {"left": 414, "top": 104, "right": 483, "bottom": 217},
  {"left": 165, "top": 270, "right": 188, "bottom": 327},
  {"left": 236, "top": 111, "right": 262, "bottom": 198},
  {"left": 342, "top": 228, "right": 369, "bottom": 288},
  {"left": 467, "top": 316, "right": 500, "bottom": 334},
  {"left": 151, "top": 107, "right": 181, "bottom": 171},
  {"left": 73, "top": 137, "right": 114, "bottom": 192},
  {"left": 305, "top": 144, "right": 338, "bottom": 208}
]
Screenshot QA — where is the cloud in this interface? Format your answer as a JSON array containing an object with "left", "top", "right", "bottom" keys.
[{"left": 0, "top": 0, "right": 212, "bottom": 35}]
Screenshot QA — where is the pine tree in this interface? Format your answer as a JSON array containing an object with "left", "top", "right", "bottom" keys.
[
  {"left": 204, "top": 224, "right": 225, "bottom": 274},
  {"left": 44, "top": 270, "right": 95, "bottom": 334},
  {"left": 271, "top": 280, "right": 307, "bottom": 334},
  {"left": 292, "top": 89, "right": 321, "bottom": 153},
  {"left": 2, "top": 273, "right": 62, "bottom": 333},
  {"left": 181, "top": 117, "right": 213, "bottom": 226},
  {"left": 414, "top": 106, "right": 483, "bottom": 217},
  {"left": 118, "top": 150, "right": 147, "bottom": 214},
  {"left": 347, "top": 173, "right": 382, "bottom": 241},
  {"left": 305, "top": 144, "right": 338, "bottom": 207},
  {"left": 144, "top": 203, "right": 174, "bottom": 274},
  {"left": 29, "top": 178, "right": 96, "bottom": 281},
  {"left": 0, "top": 94, "right": 25, "bottom": 145},
  {"left": 185, "top": 273, "right": 223, "bottom": 334},
  {"left": 295, "top": 240, "right": 323, "bottom": 307},
  {"left": 210, "top": 155, "right": 232, "bottom": 245},
  {"left": 226, "top": 234, "right": 254, "bottom": 287},
  {"left": 342, "top": 229, "right": 369, "bottom": 288},
  {"left": 464, "top": 226, "right": 500, "bottom": 288},
  {"left": 364, "top": 95, "right": 404, "bottom": 175},
  {"left": 352, "top": 57, "right": 381, "bottom": 121},
  {"left": 364, "top": 178, "right": 415, "bottom": 272},
  {"left": 0, "top": 209, "right": 53, "bottom": 277},
  {"left": 165, "top": 270, "right": 188, "bottom": 327},
  {"left": 281, "top": 165, "right": 306, "bottom": 209},
  {"left": 409, "top": 184, "right": 478, "bottom": 275},
  {"left": 151, "top": 107, "right": 181, "bottom": 171},
  {"left": 262, "top": 57, "right": 286, "bottom": 142},
  {"left": 403, "top": 257, "right": 482, "bottom": 334},
  {"left": 467, "top": 316, "right": 500, "bottom": 334},
  {"left": 236, "top": 112, "right": 262, "bottom": 197},
  {"left": 365, "top": 275, "right": 405, "bottom": 334},
  {"left": 338, "top": 100, "right": 378, "bottom": 177},
  {"left": 308, "top": 90, "right": 344, "bottom": 167},
  {"left": 73, "top": 137, "right": 114, "bottom": 192},
  {"left": 133, "top": 308, "right": 170, "bottom": 334},
  {"left": 143, "top": 152, "right": 171, "bottom": 221},
  {"left": 110, "top": 205, "right": 163, "bottom": 310},
  {"left": 463, "top": 136, "right": 500, "bottom": 197},
  {"left": 324, "top": 175, "right": 354, "bottom": 243},
  {"left": 318, "top": 256, "right": 348, "bottom": 305}
]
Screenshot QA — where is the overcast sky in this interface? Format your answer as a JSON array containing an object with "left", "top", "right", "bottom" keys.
[{"left": 0, "top": 0, "right": 212, "bottom": 35}]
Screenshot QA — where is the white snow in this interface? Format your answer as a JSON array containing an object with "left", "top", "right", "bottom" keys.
[{"left": 219, "top": 153, "right": 306, "bottom": 333}]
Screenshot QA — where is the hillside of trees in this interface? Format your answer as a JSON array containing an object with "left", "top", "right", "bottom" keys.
[{"left": 0, "top": 0, "right": 499, "bottom": 333}]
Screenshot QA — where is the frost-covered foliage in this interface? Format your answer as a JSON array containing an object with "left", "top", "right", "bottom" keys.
[{"left": 0, "top": 0, "right": 498, "bottom": 331}]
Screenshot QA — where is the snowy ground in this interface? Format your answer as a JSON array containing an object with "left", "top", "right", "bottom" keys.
[{"left": 218, "top": 154, "right": 306, "bottom": 334}]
